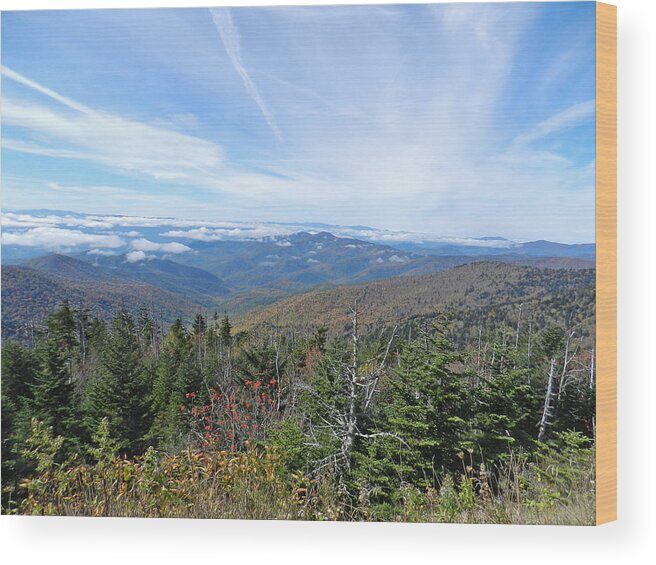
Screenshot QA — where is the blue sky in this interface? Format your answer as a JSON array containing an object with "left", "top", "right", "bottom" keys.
[{"left": 1, "top": 2, "right": 596, "bottom": 243}]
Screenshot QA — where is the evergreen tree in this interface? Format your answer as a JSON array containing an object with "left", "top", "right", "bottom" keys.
[
  {"left": 28, "top": 340, "right": 79, "bottom": 439},
  {"left": 46, "top": 299, "right": 77, "bottom": 362},
  {"left": 83, "top": 311, "right": 149, "bottom": 454},
  {"left": 470, "top": 343, "right": 538, "bottom": 464},
  {"left": 219, "top": 314, "right": 232, "bottom": 350},
  {"left": 362, "top": 320, "right": 471, "bottom": 492},
  {"left": 1, "top": 343, "right": 39, "bottom": 509},
  {"left": 23, "top": 304, "right": 82, "bottom": 442},
  {"left": 237, "top": 342, "right": 284, "bottom": 386},
  {"left": 148, "top": 319, "right": 203, "bottom": 449}
]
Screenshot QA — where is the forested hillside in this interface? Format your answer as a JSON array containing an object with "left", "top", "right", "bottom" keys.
[
  {"left": 236, "top": 262, "right": 595, "bottom": 344},
  {"left": 2, "top": 272, "right": 596, "bottom": 522},
  {"left": 1, "top": 265, "right": 203, "bottom": 341}
]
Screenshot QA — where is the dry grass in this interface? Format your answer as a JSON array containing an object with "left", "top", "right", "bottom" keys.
[{"left": 14, "top": 420, "right": 594, "bottom": 524}]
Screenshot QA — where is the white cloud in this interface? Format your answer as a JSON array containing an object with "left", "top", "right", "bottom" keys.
[
  {"left": 130, "top": 238, "right": 191, "bottom": 254},
  {"left": 87, "top": 249, "right": 118, "bottom": 256},
  {"left": 162, "top": 227, "right": 221, "bottom": 242},
  {"left": 307, "top": 258, "right": 320, "bottom": 264},
  {"left": 2, "top": 210, "right": 115, "bottom": 230},
  {"left": 125, "top": 250, "right": 150, "bottom": 263},
  {"left": 162, "top": 224, "right": 295, "bottom": 241},
  {"left": 2, "top": 227, "right": 124, "bottom": 250}
]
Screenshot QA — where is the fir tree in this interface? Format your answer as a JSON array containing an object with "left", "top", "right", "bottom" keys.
[
  {"left": 363, "top": 320, "right": 471, "bottom": 492},
  {"left": 83, "top": 311, "right": 149, "bottom": 454},
  {"left": 148, "top": 319, "right": 202, "bottom": 449},
  {"left": 1, "top": 343, "right": 39, "bottom": 509},
  {"left": 219, "top": 314, "right": 232, "bottom": 350}
]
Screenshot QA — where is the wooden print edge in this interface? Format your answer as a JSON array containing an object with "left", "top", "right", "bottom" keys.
[{"left": 595, "top": 1, "right": 617, "bottom": 525}]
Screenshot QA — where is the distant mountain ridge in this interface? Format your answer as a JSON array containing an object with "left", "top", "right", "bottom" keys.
[
  {"left": 2, "top": 209, "right": 595, "bottom": 265},
  {"left": 22, "top": 253, "right": 229, "bottom": 300},
  {"left": 171, "top": 231, "right": 594, "bottom": 292},
  {"left": 1, "top": 264, "right": 203, "bottom": 340},
  {"left": 391, "top": 239, "right": 595, "bottom": 259},
  {"left": 1, "top": 228, "right": 596, "bottom": 341},
  {"left": 75, "top": 254, "right": 230, "bottom": 298}
]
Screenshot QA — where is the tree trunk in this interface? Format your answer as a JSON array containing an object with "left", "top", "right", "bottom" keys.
[
  {"left": 538, "top": 358, "right": 557, "bottom": 442},
  {"left": 344, "top": 300, "right": 359, "bottom": 463}
]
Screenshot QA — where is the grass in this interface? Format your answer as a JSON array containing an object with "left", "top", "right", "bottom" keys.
[{"left": 12, "top": 421, "right": 595, "bottom": 524}]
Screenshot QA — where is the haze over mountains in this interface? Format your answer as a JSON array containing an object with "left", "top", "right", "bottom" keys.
[
  {"left": 1, "top": 210, "right": 596, "bottom": 340},
  {"left": 2, "top": 209, "right": 594, "bottom": 262}
]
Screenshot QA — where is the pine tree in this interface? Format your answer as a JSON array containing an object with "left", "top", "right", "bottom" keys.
[
  {"left": 83, "top": 311, "right": 148, "bottom": 454},
  {"left": 46, "top": 299, "right": 77, "bottom": 362},
  {"left": 470, "top": 342, "right": 538, "bottom": 464},
  {"left": 23, "top": 305, "right": 81, "bottom": 441},
  {"left": 1, "top": 343, "right": 39, "bottom": 509},
  {"left": 148, "top": 319, "right": 202, "bottom": 449},
  {"left": 219, "top": 314, "right": 232, "bottom": 350},
  {"left": 364, "top": 320, "right": 471, "bottom": 491},
  {"left": 28, "top": 341, "right": 79, "bottom": 438}
]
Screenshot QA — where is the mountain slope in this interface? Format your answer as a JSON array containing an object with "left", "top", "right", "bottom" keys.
[
  {"left": 78, "top": 254, "right": 230, "bottom": 298},
  {"left": 23, "top": 254, "right": 126, "bottom": 283},
  {"left": 234, "top": 262, "right": 596, "bottom": 342},
  {"left": 1, "top": 265, "right": 203, "bottom": 340},
  {"left": 22, "top": 253, "right": 229, "bottom": 301}
]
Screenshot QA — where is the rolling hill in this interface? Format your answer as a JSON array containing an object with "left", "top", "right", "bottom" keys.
[
  {"left": 72, "top": 254, "right": 230, "bottom": 298},
  {"left": 1, "top": 264, "right": 205, "bottom": 341},
  {"left": 233, "top": 262, "right": 596, "bottom": 344},
  {"left": 22, "top": 253, "right": 229, "bottom": 301}
]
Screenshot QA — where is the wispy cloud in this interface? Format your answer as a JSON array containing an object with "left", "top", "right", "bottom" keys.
[
  {"left": 209, "top": 8, "right": 282, "bottom": 141},
  {"left": 1, "top": 65, "right": 92, "bottom": 114},
  {"left": 1, "top": 66, "right": 224, "bottom": 183},
  {"left": 513, "top": 99, "right": 596, "bottom": 147},
  {"left": 1, "top": 4, "right": 596, "bottom": 242}
]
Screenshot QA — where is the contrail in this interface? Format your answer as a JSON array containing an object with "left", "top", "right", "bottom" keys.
[
  {"left": 1, "top": 65, "right": 92, "bottom": 114},
  {"left": 209, "top": 7, "right": 282, "bottom": 142}
]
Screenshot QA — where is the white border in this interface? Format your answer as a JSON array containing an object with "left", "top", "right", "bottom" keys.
[{"left": 1, "top": 1, "right": 655, "bottom": 563}]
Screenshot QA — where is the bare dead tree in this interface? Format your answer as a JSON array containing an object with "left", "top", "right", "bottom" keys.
[
  {"left": 302, "top": 298, "right": 399, "bottom": 477},
  {"left": 515, "top": 303, "right": 523, "bottom": 350},
  {"left": 589, "top": 348, "right": 595, "bottom": 389},
  {"left": 343, "top": 300, "right": 360, "bottom": 460},
  {"left": 526, "top": 320, "right": 533, "bottom": 374},
  {"left": 538, "top": 358, "right": 557, "bottom": 442},
  {"left": 557, "top": 329, "right": 579, "bottom": 401}
]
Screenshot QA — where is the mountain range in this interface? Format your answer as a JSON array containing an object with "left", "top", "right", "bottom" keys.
[{"left": 1, "top": 222, "right": 597, "bottom": 341}]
